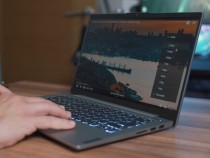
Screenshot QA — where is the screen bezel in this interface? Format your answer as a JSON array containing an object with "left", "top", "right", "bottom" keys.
[{"left": 71, "top": 13, "right": 203, "bottom": 126}]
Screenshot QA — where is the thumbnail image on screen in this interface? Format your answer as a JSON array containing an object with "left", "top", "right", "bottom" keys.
[{"left": 74, "top": 19, "right": 199, "bottom": 110}]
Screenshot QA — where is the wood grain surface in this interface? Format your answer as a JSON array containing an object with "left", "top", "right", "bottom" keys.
[{"left": 0, "top": 81, "right": 210, "bottom": 158}]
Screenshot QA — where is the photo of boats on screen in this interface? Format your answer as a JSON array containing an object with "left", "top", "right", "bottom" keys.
[{"left": 74, "top": 19, "right": 199, "bottom": 110}]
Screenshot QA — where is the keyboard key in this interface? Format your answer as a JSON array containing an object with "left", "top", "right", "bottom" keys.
[{"left": 47, "top": 95, "right": 156, "bottom": 133}]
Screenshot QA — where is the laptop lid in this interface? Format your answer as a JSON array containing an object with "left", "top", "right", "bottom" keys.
[{"left": 71, "top": 12, "right": 202, "bottom": 125}]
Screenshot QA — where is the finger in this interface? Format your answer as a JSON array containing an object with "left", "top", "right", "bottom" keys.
[
  {"left": 24, "top": 97, "right": 65, "bottom": 109},
  {"left": 26, "top": 102, "right": 71, "bottom": 119},
  {"left": 33, "top": 116, "right": 76, "bottom": 130},
  {"left": 0, "top": 85, "right": 11, "bottom": 94},
  {"left": 24, "top": 96, "right": 55, "bottom": 104}
]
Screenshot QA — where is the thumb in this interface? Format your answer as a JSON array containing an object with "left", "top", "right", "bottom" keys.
[{"left": 0, "top": 84, "right": 11, "bottom": 94}]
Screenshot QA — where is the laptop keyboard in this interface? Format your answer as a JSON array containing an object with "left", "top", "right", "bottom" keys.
[{"left": 47, "top": 95, "right": 156, "bottom": 133}]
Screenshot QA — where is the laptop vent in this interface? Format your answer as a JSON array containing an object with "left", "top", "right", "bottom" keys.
[
  {"left": 83, "top": 138, "right": 102, "bottom": 144},
  {"left": 136, "top": 130, "right": 147, "bottom": 135}
]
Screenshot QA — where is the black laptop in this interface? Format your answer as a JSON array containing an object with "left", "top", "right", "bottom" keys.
[{"left": 41, "top": 12, "right": 202, "bottom": 150}]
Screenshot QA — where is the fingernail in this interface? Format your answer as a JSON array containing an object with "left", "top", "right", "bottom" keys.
[
  {"left": 60, "top": 105, "right": 65, "bottom": 109},
  {"left": 66, "top": 111, "right": 71, "bottom": 117},
  {"left": 69, "top": 121, "right": 76, "bottom": 127}
]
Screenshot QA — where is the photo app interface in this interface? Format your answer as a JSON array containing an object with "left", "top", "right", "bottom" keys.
[{"left": 75, "top": 18, "right": 199, "bottom": 110}]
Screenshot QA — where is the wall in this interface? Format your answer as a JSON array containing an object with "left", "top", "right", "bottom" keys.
[
  {"left": 0, "top": 0, "right": 2, "bottom": 81},
  {"left": 0, "top": 0, "right": 2, "bottom": 49},
  {"left": 2, "top": 0, "right": 96, "bottom": 84},
  {"left": 97, "top": 0, "right": 139, "bottom": 13}
]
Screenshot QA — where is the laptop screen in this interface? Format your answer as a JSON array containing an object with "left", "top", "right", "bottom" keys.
[{"left": 73, "top": 13, "right": 201, "bottom": 112}]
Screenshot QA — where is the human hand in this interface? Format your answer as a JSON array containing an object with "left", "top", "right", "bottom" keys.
[{"left": 0, "top": 85, "right": 75, "bottom": 149}]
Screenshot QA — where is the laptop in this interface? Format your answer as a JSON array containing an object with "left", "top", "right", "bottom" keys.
[{"left": 41, "top": 12, "right": 202, "bottom": 150}]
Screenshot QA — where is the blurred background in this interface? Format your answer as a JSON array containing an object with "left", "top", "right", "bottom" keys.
[{"left": 0, "top": 0, "right": 210, "bottom": 98}]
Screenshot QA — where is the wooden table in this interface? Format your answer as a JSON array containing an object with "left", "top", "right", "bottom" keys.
[{"left": 1, "top": 81, "right": 210, "bottom": 158}]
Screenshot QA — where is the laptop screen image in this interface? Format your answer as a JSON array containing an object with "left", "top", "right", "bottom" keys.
[{"left": 73, "top": 14, "right": 200, "bottom": 112}]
